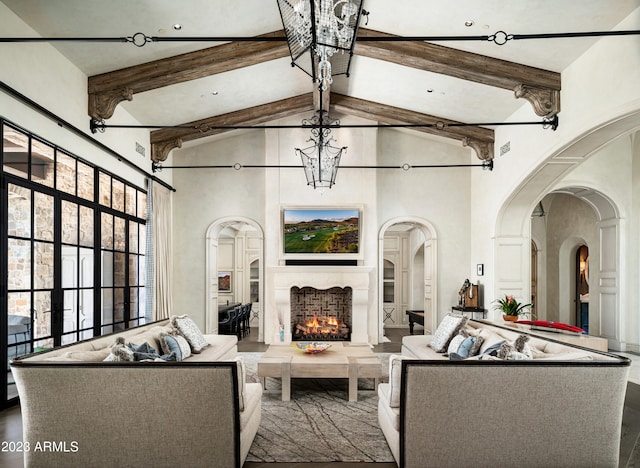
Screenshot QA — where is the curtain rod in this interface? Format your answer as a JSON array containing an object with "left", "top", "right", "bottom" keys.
[{"left": 0, "top": 80, "right": 175, "bottom": 192}]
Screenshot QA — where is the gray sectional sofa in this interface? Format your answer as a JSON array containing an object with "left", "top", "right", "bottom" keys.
[
  {"left": 11, "top": 318, "right": 262, "bottom": 468},
  {"left": 378, "top": 317, "right": 631, "bottom": 468}
]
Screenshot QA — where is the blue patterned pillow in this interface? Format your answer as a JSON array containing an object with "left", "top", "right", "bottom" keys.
[
  {"left": 457, "top": 336, "right": 477, "bottom": 358},
  {"left": 161, "top": 334, "right": 191, "bottom": 361}
]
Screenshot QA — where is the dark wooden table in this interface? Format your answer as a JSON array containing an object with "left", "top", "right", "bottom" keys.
[
  {"left": 451, "top": 306, "right": 486, "bottom": 320},
  {"left": 406, "top": 310, "right": 424, "bottom": 334}
]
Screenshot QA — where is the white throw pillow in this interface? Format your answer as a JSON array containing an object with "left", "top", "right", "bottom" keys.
[
  {"left": 446, "top": 333, "right": 466, "bottom": 355},
  {"left": 388, "top": 354, "right": 414, "bottom": 408},
  {"left": 170, "top": 315, "right": 209, "bottom": 353},
  {"left": 428, "top": 313, "right": 469, "bottom": 353}
]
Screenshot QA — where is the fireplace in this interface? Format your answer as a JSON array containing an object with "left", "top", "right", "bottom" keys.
[
  {"left": 270, "top": 266, "right": 374, "bottom": 344},
  {"left": 291, "top": 286, "right": 352, "bottom": 341}
]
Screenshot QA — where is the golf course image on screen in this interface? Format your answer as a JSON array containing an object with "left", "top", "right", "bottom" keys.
[{"left": 283, "top": 209, "right": 359, "bottom": 254}]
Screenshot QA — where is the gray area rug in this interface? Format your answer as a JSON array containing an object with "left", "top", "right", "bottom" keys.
[{"left": 241, "top": 352, "right": 394, "bottom": 463}]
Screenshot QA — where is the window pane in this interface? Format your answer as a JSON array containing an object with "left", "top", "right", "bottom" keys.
[
  {"left": 61, "top": 246, "right": 77, "bottom": 289},
  {"left": 7, "top": 292, "right": 30, "bottom": 321},
  {"left": 79, "top": 289, "right": 94, "bottom": 335},
  {"left": 114, "top": 216, "right": 125, "bottom": 251},
  {"left": 114, "top": 252, "right": 126, "bottom": 287},
  {"left": 63, "top": 289, "right": 77, "bottom": 333},
  {"left": 129, "top": 288, "right": 139, "bottom": 320},
  {"left": 112, "top": 179, "right": 125, "bottom": 212},
  {"left": 7, "top": 293, "right": 31, "bottom": 367},
  {"left": 3, "top": 125, "right": 29, "bottom": 178},
  {"left": 31, "top": 139, "right": 54, "bottom": 187},
  {"left": 101, "top": 213, "right": 113, "bottom": 249},
  {"left": 8, "top": 184, "right": 31, "bottom": 238},
  {"left": 101, "top": 289, "right": 113, "bottom": 325},
  {"left": 77, "top": 160, "right": 94, "bottom": 201},
  {"left": 56, "top": 151, "right": 76, "bottom": 195},
  {"left": 79, "top": 205, "right": 94, "bottom": 247},
  {"left": 61, "top": 200, "right": 78, "bottom": 245},
  {"left": 99, "top": 172, "right": 111, "bottom": 207},
  {"left": 79, "top": 248, "right": 94, "bottom": 287},
  {"left": 34, "top": 242, "right": 54, "bottom": 290},
  {"left": 8, "top": 239, "right": 30, "bottom": 290},
  {"left": 125, "top": 185, "right": 136, "bottom": 216},
  {"left": 34, "top": 291, "right": 52, "bottom": 339},
  {"left": 34, "top": 192, "right": 54, "bottom": 241},
  {"left": 137, "top": 190, "right": 147, "bottom": 219},
  {"left": 129, "top": 254, "right": 138, "bottom": 286},
  {"left": 114, "top": 288, "right": 124, "bottom": 323},
  {"left": 129, "top": 221, "right": 138, "bottom": 253},
  {"left": 102, "top": 251, "right": 113, "bottom": 287}
]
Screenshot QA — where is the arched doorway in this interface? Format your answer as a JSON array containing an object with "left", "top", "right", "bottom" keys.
[
  {"left": 205, "top": 217, "right": 264, "bottom": 340},
  {"left": 378, "top": 217, "right": 437, "bottom": 341},
  {"left": 576, "top": 245, "right": 590, "bottom": 333}
]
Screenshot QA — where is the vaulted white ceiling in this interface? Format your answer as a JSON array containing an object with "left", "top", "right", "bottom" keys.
[{"left": 2, "top": 0, "right": 638, "bottom": 156}]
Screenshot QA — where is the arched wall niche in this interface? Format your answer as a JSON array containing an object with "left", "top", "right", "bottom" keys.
[
  {"left": 378, "top": 216, "right": 438, "bottom": 340},
  {"left": 205, "top": 216, "right": 264, "bottom": 338}
]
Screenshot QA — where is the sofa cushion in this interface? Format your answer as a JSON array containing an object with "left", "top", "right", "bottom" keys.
[
  {"left": 43, "top": 348, "right": 111, "bottom": 362},
  {"left": 428, "top": 313, "right": 468, "bottom": 353},
  {"left": 171, "top": 315, "right": 209, "bottom": 353},
  {"left": 234, "top": 356, "right": 247, "bottom": 411},
  {"left": 388, "top": 354, "right": 415, "bottom": 408},
  {"left": 160, "top": 334, "right": 191, "bottom": 361},
  {"left": 378, "top": 383, "right": 400, "bottom": 431}
]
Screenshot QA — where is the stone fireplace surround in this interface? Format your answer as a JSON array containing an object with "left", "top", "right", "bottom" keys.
[{"left": 270, "top": 266, "right": 373, "bottom": 344}]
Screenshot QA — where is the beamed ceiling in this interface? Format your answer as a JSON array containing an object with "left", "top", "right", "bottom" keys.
[{"left": 2, "top": 0, "right": 638, "bottom": 163}]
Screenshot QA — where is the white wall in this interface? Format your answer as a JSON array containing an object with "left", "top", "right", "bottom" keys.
[{"left": 470, "top": 7, "right": 640, "bottom": 350}]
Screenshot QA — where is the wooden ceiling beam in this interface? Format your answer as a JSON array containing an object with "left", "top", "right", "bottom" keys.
[
  {"left": 88, "top": 31, "right": 289, "bottom": 120},
  {"left": 355, "top": 28, "right": 560, "bottom": 117},
  {"left": 150, "top": 93, "right": 315, "bottom": 162},
  {"left": 330, "top": 94, "right": 495, "bottom": 160}
]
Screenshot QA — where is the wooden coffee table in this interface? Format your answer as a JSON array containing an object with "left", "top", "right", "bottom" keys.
[{"left": 257, "top": 342, "right": 382, "bottom": 402}]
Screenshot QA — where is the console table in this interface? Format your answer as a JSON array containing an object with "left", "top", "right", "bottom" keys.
[
  {"left": 451, "top": 306, "right": 486, "bottom": 320},
  {"left": 406, "top": 310, "right": 424, "bottom": 334}
]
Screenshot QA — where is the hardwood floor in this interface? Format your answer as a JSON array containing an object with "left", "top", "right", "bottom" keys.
[{"left": 1, "top": 325, "right": 638, "bottom": 467}]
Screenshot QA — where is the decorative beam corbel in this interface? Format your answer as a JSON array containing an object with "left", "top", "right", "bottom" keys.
[
  {"left": 152, "top": 139, "right": 182, "bottom": 163},
  {"left": 514, "top": 84, "right": 560, "bottom": 118},
  {"left": 88, "top": 87, "right": 133, "bottom": 120},
  {"left": 462, "top": 137, "right": 494, "bottom": 161}
]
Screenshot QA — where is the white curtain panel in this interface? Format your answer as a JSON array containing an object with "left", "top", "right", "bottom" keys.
[{"left": 151, "top": 180, "right": 173, "bottom": 320}]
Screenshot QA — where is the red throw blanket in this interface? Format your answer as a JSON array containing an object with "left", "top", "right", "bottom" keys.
[{"left": 516, "top": 320, "right": 586, "bottom": 334}]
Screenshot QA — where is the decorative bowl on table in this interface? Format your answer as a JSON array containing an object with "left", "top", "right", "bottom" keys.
[{"left": 291, "top": 342, "right": 332, "bottom": 354}]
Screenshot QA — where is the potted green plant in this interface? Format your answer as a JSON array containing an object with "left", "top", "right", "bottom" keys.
[{"left": 493, "top": 295, "right": 532, "bottom": 322}]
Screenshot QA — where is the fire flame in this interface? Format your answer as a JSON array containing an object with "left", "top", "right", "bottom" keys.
[{"left": 303, "top": 313, "right": 341, "bottom": 335}]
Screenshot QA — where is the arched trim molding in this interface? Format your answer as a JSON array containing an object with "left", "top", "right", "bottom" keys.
[
  {"left": 493, "top": 106, "right": 639, "bottom": 347},
  {"left": 205, "top": 216, "right": 264, "bottom": 336},
  {"left": 378, "top": 216, "right": 438, "bottom": 339}
]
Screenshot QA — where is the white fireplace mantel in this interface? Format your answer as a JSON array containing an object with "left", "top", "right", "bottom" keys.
[{"left": 269, "top": 266, "right": 374, "bottom": 343}]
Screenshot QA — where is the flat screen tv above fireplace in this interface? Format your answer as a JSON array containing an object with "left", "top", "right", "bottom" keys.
[{"left": 282, "top": 208, "right": 360, "bottom": 258}]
